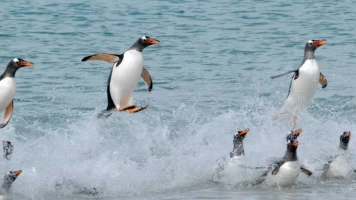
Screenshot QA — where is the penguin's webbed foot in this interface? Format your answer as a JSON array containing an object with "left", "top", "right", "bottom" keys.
[
  {"left": 128, "top": 106, "right": 148, "bottom": 113},
  {"left": 118, "top": 105, "right": 148, "bottom": 113}
]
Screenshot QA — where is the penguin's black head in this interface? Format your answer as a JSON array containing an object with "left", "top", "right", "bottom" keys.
[
  {"left": 138, "top": 36, "right": 160, "bottom": 48},
  {"left": 340, "top": 131, "right": 351, "bottom": 146},
  {"left": 286, "top": 128, "right": 302, "bottom": 142},
  {"left": 305, "top": 39, "right": 326, "bottom": 50},
  {"left": 8, "top": 58, "right": 33, "bottom": 69},
  {"left": 234, "top": 128, "right": 249, "bottom": 140}
]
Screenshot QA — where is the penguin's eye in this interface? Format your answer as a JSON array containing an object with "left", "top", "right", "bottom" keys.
[{"left": 308, "top": 41, "right": 313, "bottom": 45}]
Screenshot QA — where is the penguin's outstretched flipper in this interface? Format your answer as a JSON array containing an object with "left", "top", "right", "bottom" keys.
[
  {"left": 300, "top": 166, "right": 312, "bottom": 176},
  {"left": 141, "top": 67, "right": 153, "bottom": 91},
  {"left": 271, "top": 70, "right": 298, "bottom": 79},
  {"left": 81, "top": 53, "right": 121, "bottom": 63},
  {"left": 0, "top": 100, "right": 13, "bottom": 128},
  {"left": 319, "top": 72, "right": 327, "bottom": 88}
]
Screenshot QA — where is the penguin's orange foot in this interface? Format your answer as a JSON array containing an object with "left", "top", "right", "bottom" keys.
[
  {"left": 128, "top": 106, "right": 148, "bottom": 113},
  {"left": 118, "top": 105, "right": 136, "bottom": 111}
]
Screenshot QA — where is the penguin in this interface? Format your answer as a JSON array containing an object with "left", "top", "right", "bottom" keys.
[
  {"left": 1, "top": 170, "right": 22, "bottom": 193},
  {"left": 213, "top": 129, "right": 251, "bottom": 182},
  {"left": 2, "top": 141, "right": 13, "bottom": 160},
  {"left": 261, "top": 139, "right": 301, "bottom": 187},
  {"left": 0, "top": 58, "right": 33, "bottom": 128},
  {"left": 81, "top": 36, "right": 159, "bottom": 116},
  {"left": 272, "top": 40, "right": 327, "bottom": 129},
  {"left": 322, "top": 131, "right": 354, "bottom": 179},
  {"left": 230, "top": 129, "right": 249, "bottom": 158}
]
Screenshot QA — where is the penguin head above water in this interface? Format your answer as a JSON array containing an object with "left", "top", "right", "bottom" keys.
[
  {"left": 339, "top": 131, "right": 351, "bottom": 150},
  {"left": 2, "top": 58, "right": 33, "bottom": 78},
  {"left": 304, "top": 39, "right": 326, "bottom": 59},
  {"left": 129, "top": 36, "right": 160, "bottom": 52},
  {"left": 1, "top": 170, "right": 22, "bottom": 192},
  {"left": 286, "top": 128, "right": 303, "bottom": 142},
  {"left": 230, "top": 128, "right": 249, "bottom": 158}
]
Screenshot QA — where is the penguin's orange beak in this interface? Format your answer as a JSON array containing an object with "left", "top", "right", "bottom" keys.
[
  {"left": 145, "top": 38, "right": 160, "bottom": 45},
  {"left": 290, "top": 141, "right": 299, "bottom": 147},
  {"left": 343, "top": 131, "right": 351, "bottom": 137},
  {"left": 313, "top": 40, "right": 326, "bottom": 47},
  {"left": 18, "top": 60, "right": 33, "bottom": 67},
  {"left": 237, "top": 129, "right": 249, "bottom": 136},
  {"left": 14, "top": 170, "right": 22, "bottom": 176},
  {"left": 292, "top": 128, "right": 303, "bottom": 137}
]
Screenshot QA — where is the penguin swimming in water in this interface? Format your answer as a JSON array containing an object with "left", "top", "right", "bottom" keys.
[
  {"left": 230, "top": 129, "right": 249, "bottom": 158},
  {"left": 1, "top": 170, "right": 22, "bottom": 193},
  {"left": 2, "top": 140, "right": 13, "bottom": 160},
  {"left": 213, "top": 129, "right": 255, "bottom": 183},
  {"left": 272, "top": 40, "right": 327, "bottom": 129},
  {"left": 261, "top": 139, "right": 301, "bottom": 187},
  {"left": 0, "top": 58, "right": 33, "bottom": 128},
  {"left": 256, "top": 129, "right": 312, "bottom": 186},
  {"left": 81, "top": 36, "right": 159, "bottom": 116},
  {"left": 322, "top": 131, "right": 354, "bottom": 179}
]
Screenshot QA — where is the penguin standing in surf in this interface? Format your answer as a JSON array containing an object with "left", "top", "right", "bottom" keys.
[
  {"left": 322, "top": 131, "right": 354, "bottom": 179},
  {"left": 272, "top": 40, "right": 327, "bottom": 128},
  {"left": 0, "top": 58, "right": 33, "bottom": 128},
  {"left": 81, "top": 36, "right": 159, "bottom": 116}
]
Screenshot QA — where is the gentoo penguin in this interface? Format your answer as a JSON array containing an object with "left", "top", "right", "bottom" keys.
[
  {"left": 213, "top": 129, "right": 251, "bottom": 182},
  {"left": 285, "top": 128, "right": 312, "bottom": 176},
  {"left": 0, "top": 58, "right": 33, "bottom": 128},
  {"left": 322, "top": 131, "right": 354, "bottom": 179},
  {"left": 2, "top": 141, "right": 13, "bottom": 160},
  {"left": 81, "top": 36, "right": 159, "bottom": 116},
  {"left": 1, "top": 170, "right": 22, "bottom": 193},
  {"left": 272, "top": 40, "right": 327, "bottom": 129},
  {"left": 230, "top": 128, "right": 249, "bottom": 158},
  {"left": 261, "top": 139, "right": 301, "bottom": 187}
]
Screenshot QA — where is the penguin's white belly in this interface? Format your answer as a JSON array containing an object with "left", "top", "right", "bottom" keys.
[
  {"left": 0, "top": 78, "right": 16, "bottom": 113},
  {"left": 282, "top": 59, "right": 320, "bottom": 115},
  {"left": 110, "top": 50, "right": 143, "bottom": 108},
  {"left": 264, "top": 161, "right": 300, "bottom": 187},
  {"left": 324, "top": 155, "right": 353, "bottom": 179}
]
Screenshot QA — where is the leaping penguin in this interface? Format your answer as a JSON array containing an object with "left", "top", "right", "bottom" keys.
[
  {"left": 81, "top": 36, "right": 159, "bottom": 116},
  {"left": 0, "top": 58, "right": 33, "bottom": 128},
  {"left": 272, "top": 40, "right": 327, "bottom": 129},
  {"left": 322, "top": 131, "right": 354, "bottom": 179}
]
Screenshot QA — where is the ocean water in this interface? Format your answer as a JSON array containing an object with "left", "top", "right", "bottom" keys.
[{"left": 1, "top": 0, "right": 356, "bottom": 199}]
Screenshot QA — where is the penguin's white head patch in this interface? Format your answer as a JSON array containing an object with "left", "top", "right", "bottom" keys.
[
  {"left": 307, "top": 40, "right": 313, "bottom": 45},
  {"left": 141, "top": 36, "right": 147, "bottom": 42},
  {"left": 12, "top": 58, "right": 19, "bottom": 63}
]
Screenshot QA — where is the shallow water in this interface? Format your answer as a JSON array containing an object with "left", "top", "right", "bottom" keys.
[{"left": 1, "top": 0, "right": 356, "bottom": 199}]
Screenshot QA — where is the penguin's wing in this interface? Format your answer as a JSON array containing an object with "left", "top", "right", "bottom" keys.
[
  {"left": 141, "top": 67, "right": 153, "bottom": 91},
  {"left": 271, "top": 160, "right": 285, "bottom": 175},
  {"left": 0, "top": 100, "right": 13, "bottom": 128},
  {"left": 271, "top": 70, "right": 298, "bottom": 79},
  {"left": 81, "top": 53, "right": 121, "bottom": 63},
  {"left": 300, "top": 166, "right": 312, "bottom": 176},
  {"left": 319, "top": 72, "right": 327, "bottom": 88}
]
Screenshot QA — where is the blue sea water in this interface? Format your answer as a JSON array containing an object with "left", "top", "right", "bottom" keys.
[{"left": 1, "top": 0, "right": 356, "bottom": 199}]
